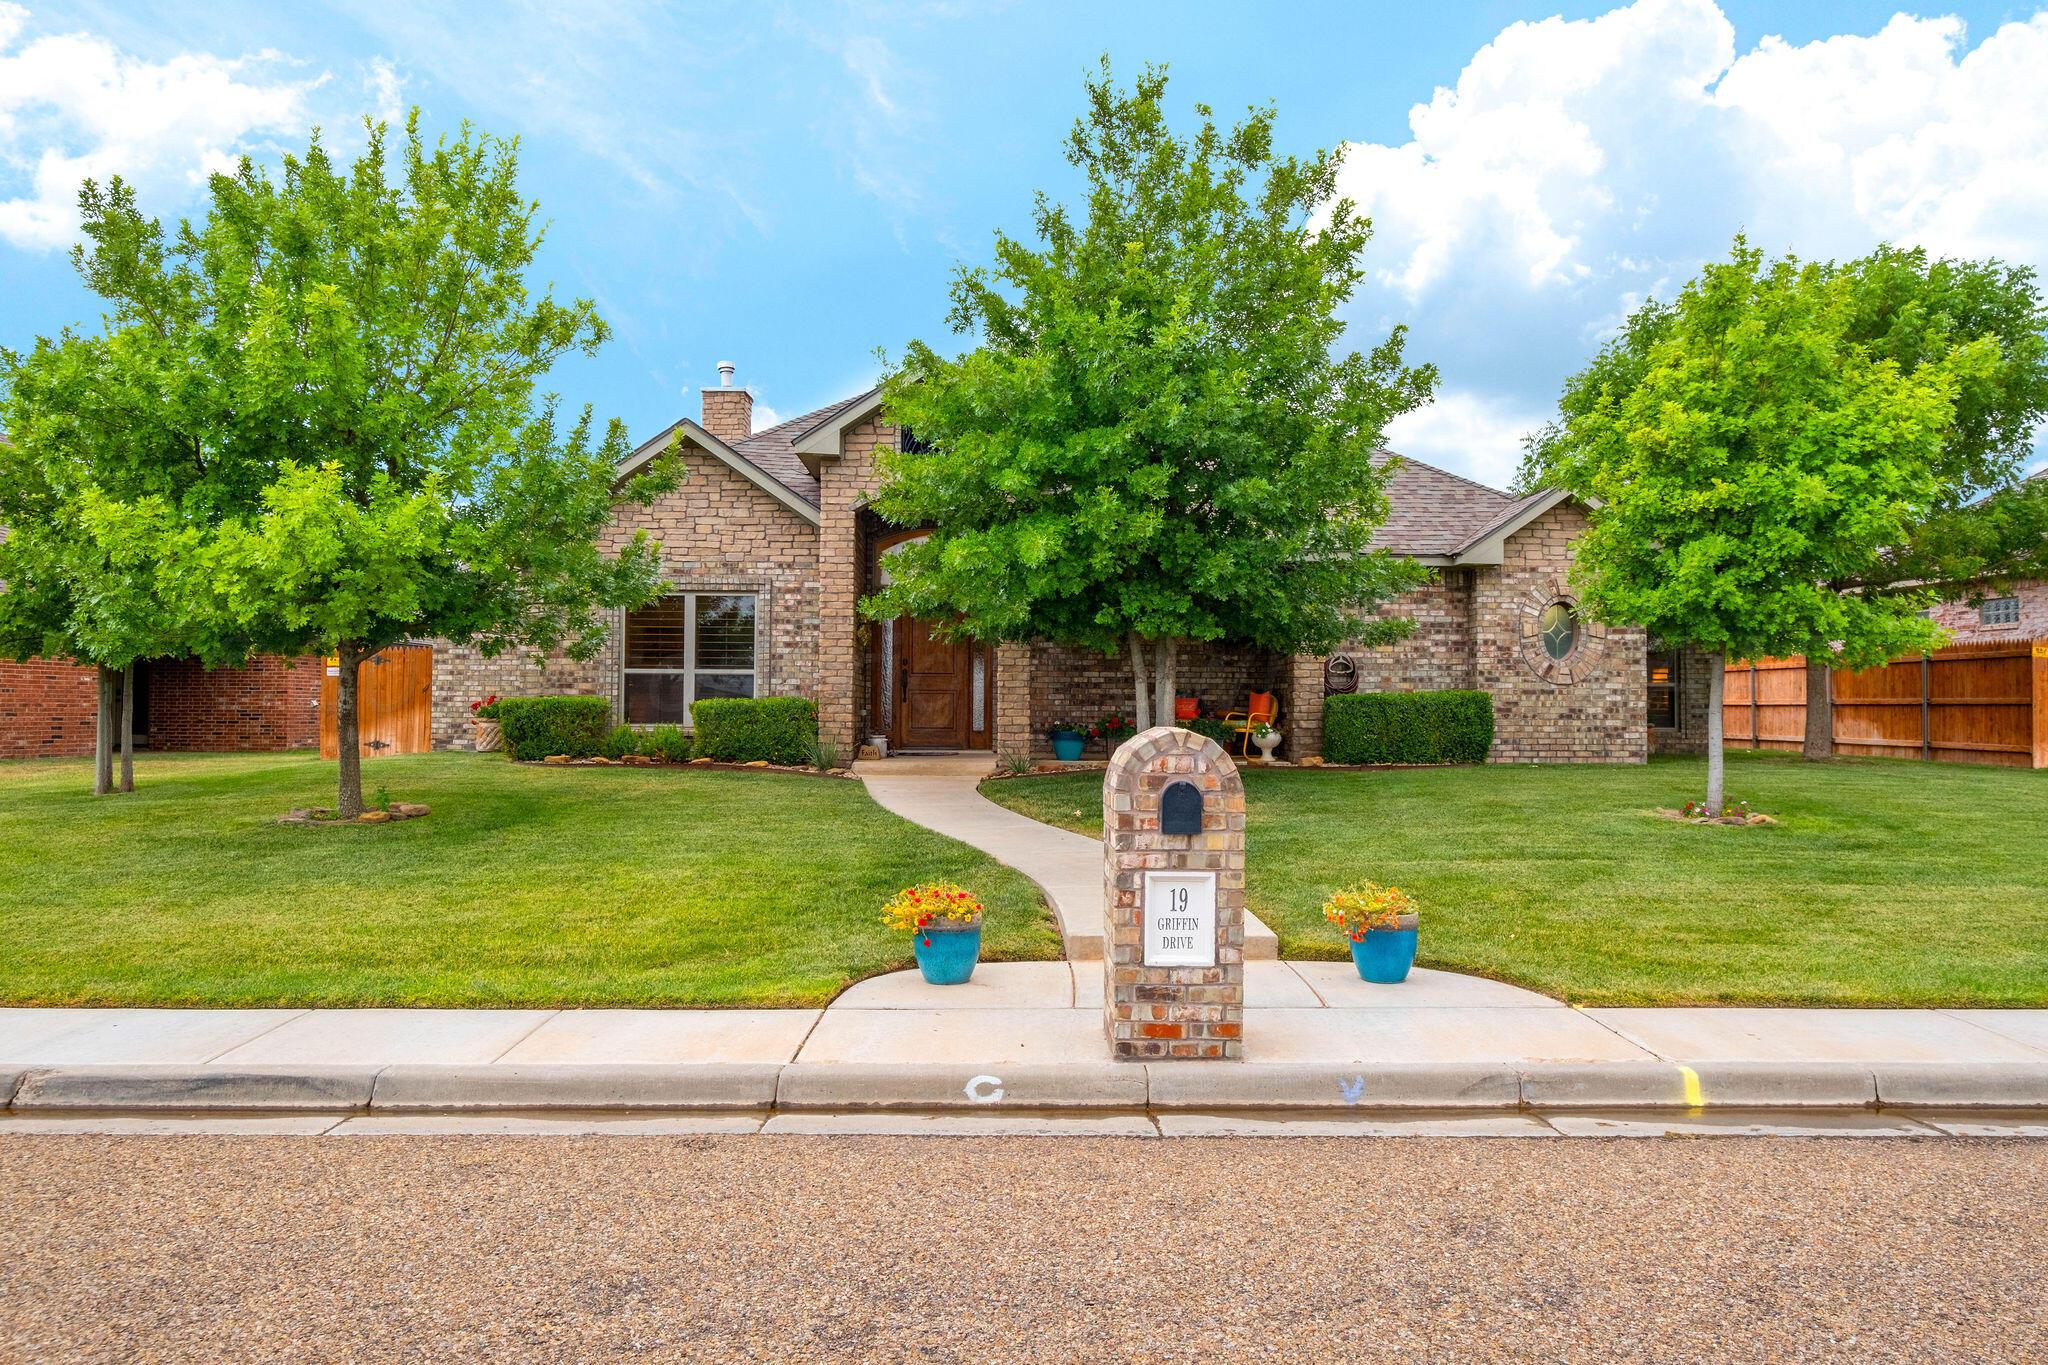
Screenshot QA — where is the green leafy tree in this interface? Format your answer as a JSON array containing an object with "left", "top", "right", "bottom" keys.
[
  {"left": 1524, "top": 243, "right": 2048, "bottom": 759},
  {"left": 72, "top": 114, "right": 679, "bottom": 816},
  {"left": 0, "top": 332, "right": 206, "bottom": 794},
  {"left": 1537, "top": 239, "right": 2004, "bottom": 813},
  {"left": 864, "top": 62, "right": 1434, "bottom": 729}
]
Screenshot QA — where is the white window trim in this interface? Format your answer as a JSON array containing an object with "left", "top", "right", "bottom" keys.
[{"left": 622, "top": 590, "right": 759, "bottom": 728}]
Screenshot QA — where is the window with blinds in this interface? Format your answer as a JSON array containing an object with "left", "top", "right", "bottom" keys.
[{"left": 623, "top": 593, "right": 757, "bottom": 723}]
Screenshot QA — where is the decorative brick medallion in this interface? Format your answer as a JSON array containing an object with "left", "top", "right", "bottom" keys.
[{"left": 1102, "top": 726, "right": 1246, "bottom": 1061}]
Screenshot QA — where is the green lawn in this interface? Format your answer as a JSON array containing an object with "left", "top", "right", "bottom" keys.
[
  {"left": 980, "top": 751, "right": 2048, "bottom": 1007},
  {"left": 0, "top": 752, "right": 1060, "bottom": 1008}
]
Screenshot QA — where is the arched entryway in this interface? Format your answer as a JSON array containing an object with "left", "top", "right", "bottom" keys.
[{"left": 869, "top": 529, "right": 993, "bottom": 751}]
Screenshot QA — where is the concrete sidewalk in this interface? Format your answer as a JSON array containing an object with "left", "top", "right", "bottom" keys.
[
  {"left": 854, "top": 753, "right": 1280, "bottom": 960},
  {"left": 4, "top": 964, "right": 2044, "bottom": 1118}
]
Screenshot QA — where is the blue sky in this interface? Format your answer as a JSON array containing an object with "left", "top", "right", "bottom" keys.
[{"left": 4, "top": 0, "right": 2045, "bottom": 484}]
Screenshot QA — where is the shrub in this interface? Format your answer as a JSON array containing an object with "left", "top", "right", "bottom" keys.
[
  {"left": 643, "top": 724, "right": 692, "bottom": 763},
  {"left": 690, "top": 696, "right": 818, "bottom": 765},
  {"left": 601, "top": 724, "right": 641, "bottom": 760},
  {"left": 1321, "top": 690, "right": 1494, "bottom": 765},
  {"left": 496, "top": 696, "right": 614, "bottom": 760}
]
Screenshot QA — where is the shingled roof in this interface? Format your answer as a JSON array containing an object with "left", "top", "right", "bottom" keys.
[
  {"left": 1367, "top": 452, "right": 1520, "bottom": 557},
  {"left": 620, "top": 389, "right": 1564, "bottom": 560}
]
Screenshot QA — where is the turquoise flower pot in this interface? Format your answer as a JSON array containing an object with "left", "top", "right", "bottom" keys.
[
  {"left": 1349, "top": 916, "right": 1419, "bottom": 984},
  {"left": 913, "top": 919, "right": 982, "bottom": 985},
  {"left": 1049, "top": 730, "right": 1085, "bottom": 761}
]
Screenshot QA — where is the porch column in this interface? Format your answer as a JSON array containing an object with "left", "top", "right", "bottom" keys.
[
  {"left": 816, "top": 475, "right": 865, "bottom": 758},
  {"left": 994, "top": 641, "right": 1034, "bottom": 759},
  {"left": 1287, "top": 652, "right": 1325, "bottom": 761}
]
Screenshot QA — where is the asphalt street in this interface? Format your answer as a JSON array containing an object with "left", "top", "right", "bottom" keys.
[{"left": 4, "top": 1134, "right": 2043, "bottom": 1362}]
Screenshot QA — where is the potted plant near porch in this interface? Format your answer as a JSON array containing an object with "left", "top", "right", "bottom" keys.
[
  {"left": 1047, "top": 722, "right": 1087, "bottom": 762},
  {"left": 1323, "top": 882, "right": 1419, "bottom": 984},
  {"left": 883, "top": 881, "right": 985, "bottom": 985},
  {"left": 470, "top": 695, "right": 504, "bottom": 753}
]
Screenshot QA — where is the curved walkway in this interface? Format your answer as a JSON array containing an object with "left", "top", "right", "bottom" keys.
[{"left": 854, "top": 753, "right": 1279, "bottom": 961}]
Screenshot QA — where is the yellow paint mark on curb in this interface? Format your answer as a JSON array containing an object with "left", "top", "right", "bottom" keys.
[{"left": 1679, "top": 1065, "right": 1705, "bottom": 1109}]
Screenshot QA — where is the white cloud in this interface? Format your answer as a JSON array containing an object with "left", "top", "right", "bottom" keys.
[
  {"left": 0, "top": 4, "right": 404, "bottom": 251},
  {"left": 1383, "top": 389, "right": 1548, "bottom": 492},
  {"left": 1330, "top": 0, "right": 2048, "bottom": 481}
]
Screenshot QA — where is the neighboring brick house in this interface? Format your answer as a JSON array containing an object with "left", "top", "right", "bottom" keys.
[
  {"left": 434, "top": 367, "right": 1696, "bottom": 764},
  {"left": 1924, "top": 468, "right": 2048, "bottom": 646},
  {"left": 0, "top": 654, "right": 321, "bottom": 760}
]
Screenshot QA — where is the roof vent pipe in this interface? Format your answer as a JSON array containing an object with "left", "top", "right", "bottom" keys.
[{"left": 716, "top": 361, "right": 736, "bottom": 388}]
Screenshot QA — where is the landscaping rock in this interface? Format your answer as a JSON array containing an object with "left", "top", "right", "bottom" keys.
[
  {"left": 543, "top": 754, "right": 573, "bottom": 765},
  {"left": 391, "top": 803, "right": 430, "bottom": 818},
  {"left": 589, "top": 756, "right": 612, "bottom": 765},
  {"left": 689, "top": 757, "right": 714, "bottom": 765},
  {"left": 358, "top": 810, "right": 391, "bottom": 823},
  {"left": 1299, "top": 756, "right": 1326, "bottom": 767},
  {"left": 622, "top": 755, "right": 654, "bottom": 766},
  {"left": 744, "top": 760, "right": 770, "bottom": 768}
]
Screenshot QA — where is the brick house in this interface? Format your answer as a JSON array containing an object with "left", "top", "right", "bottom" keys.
[{"left": 434, "top": 367, "right": 1706, "bottom": 764}]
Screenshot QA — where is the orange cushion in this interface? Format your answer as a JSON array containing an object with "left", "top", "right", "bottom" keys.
[{"left": 1248, "top": 691, "right": 1275, "bottom": 722}]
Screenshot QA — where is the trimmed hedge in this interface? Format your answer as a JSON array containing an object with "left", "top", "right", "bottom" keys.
[
  {"left": 1322, "top": 690, "right": 1495, "bottom": 766},
  {"left": 496, "top": 696, "right": 614, "bottom": 760},
  {"left": 601, "top": 724, "right": 641, "bottom": 760},
  {"left": 690, "top": 696, "right": 818, "bottom": 765}
]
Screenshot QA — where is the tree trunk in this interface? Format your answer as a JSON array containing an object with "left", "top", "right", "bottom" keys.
[
  {"left": 1705, "top": 650, "right": 1726, "bottom": 816},
  {"left": 336, "top": 640, "right": 367, "bottom": 819},
  {"left": 1127, "top": 631, "right": 1154, "bottom": 732},
  {"left": 119, "top": 661, "right": 135, "bottom": 793},
  {"left": 1802, "top": 658, "right": 1832, "bottom": 761},
  {"left": 93, "top": 665, "right": 116, "bottom": 797},
  {"left": 1153, "top": 637, "right": 1177, "bottom": 729}
]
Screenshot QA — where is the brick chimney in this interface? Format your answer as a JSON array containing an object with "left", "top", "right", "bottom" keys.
[{"left": 700, "top": 360, "right": 753, "bottom": 443}]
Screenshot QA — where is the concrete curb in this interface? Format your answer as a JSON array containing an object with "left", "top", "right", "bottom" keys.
[
  {"left": 1873, "top": 1063, "right": 2048, "bottom": 1108},
  {"left": 1146, "top": 1063, "right": 1520, "bottom": 1110},
  {"left": 1, "top": 1061, "right": 2043, "bottom": 1117},
  {"left": 12, "top": 1066, "right": 380, "bottom": 1112},
  {"left": 1519, "top": 1063, "right": 1692, "bottom": 1109},
  {"left": 776, "top": 1064, "right": 1146, "bottom": 1111},
  {"left": 371, "top": 1064, "right": 783, "bottom": 1112}
]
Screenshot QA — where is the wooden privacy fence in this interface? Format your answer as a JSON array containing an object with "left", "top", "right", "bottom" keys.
[
  {"left": 318, "top": 644, "right": 433, "bottom": 760},
  {"left": 1724, "top": 640, "right": 2048, "bottom": 769}
]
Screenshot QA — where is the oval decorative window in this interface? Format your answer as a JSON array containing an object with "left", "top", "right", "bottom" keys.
[{"left": 1538, "top": 601, "right": 1579, "bottom": 661}]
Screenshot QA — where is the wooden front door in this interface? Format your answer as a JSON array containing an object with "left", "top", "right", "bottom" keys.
[
  {"left": 319, "top": 644, "right": 433, "bottom": 759},
  {"left": 882, "top": 618, "right": 991, "bottom": 751}
]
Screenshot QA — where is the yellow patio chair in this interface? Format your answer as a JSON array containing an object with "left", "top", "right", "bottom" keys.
[{"left": 1220, "top": 690, "right": 1280, "bottom": 758}]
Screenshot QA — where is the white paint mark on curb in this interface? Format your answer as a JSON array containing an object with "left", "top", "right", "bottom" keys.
[{"left": 964, "top": 1075, "right": 1004, "bottom": 1104}]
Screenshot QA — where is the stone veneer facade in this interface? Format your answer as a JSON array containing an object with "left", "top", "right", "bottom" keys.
[{"left": 431, "top": 386, "right": 1669, "bottom": 766}]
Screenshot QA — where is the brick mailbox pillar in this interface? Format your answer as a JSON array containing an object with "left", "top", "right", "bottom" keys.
[{"left": 1102, "top": 725, "right": 1247, "bottom": 1061}]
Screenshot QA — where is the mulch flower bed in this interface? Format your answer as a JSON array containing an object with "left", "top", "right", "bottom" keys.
[
  {"left": 519, "top": 756, "right": 855, "bottom": 779},
  {"left": 277, "top": 803, "right": 430, "bottom": 826},
  {"left": 1654, "top": 806, "right": 1777, "bottom": 827}
]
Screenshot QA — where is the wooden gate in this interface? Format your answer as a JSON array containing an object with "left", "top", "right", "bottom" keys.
[{"left": 319, "top": 644, "right": 433, "bottom": 759}]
